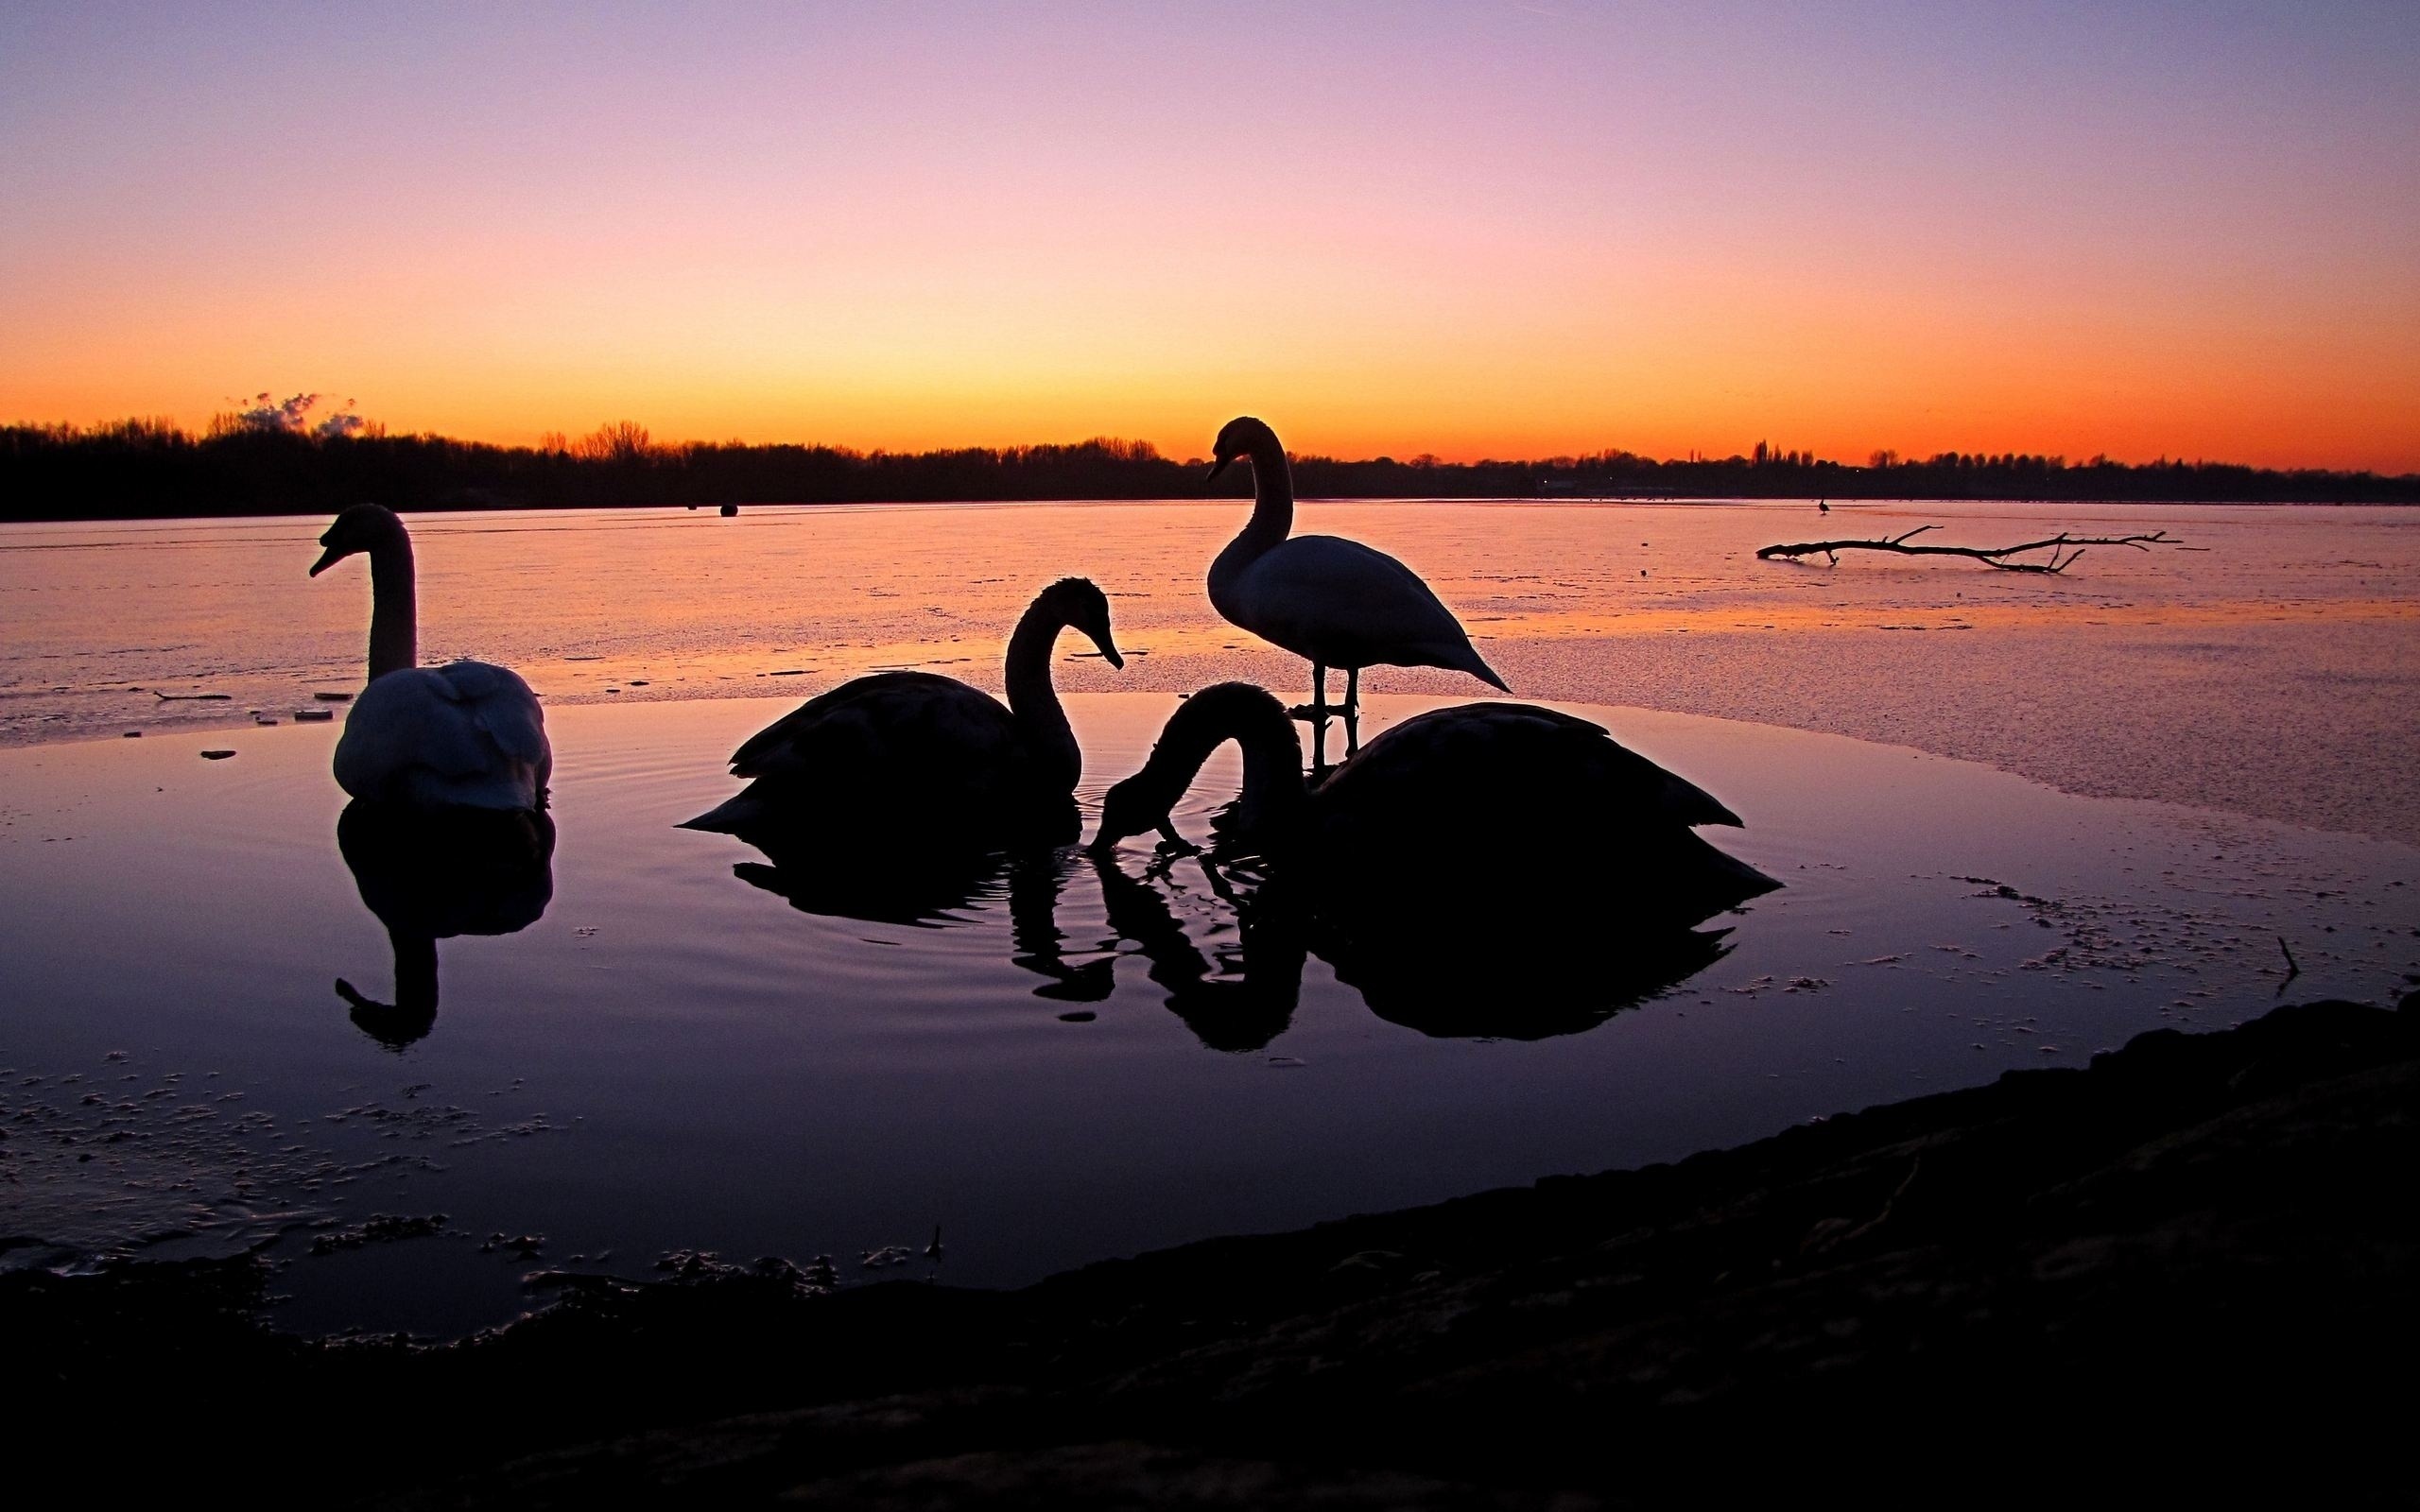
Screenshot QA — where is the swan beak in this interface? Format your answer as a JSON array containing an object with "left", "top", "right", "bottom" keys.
[
  {"left": 1098, "top": 641, "right": 1126, "bottom": 672},
  {"left": 307, "top": 545, "right": 344, "bottom": 576},
  {"left": 1204, "top": 456, "right": 1231, "bottom": 483}
]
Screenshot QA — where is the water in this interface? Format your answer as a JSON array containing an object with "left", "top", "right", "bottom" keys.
[
  {"left": 2, "top": 501, "right": 2415, "bottom": 1338},
  {"left": 4, "top": 499, "right": 2414, "bottom": 834}
]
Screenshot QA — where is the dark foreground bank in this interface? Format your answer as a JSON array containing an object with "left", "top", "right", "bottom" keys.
[{"left": 17, "top": 995, "right": 2419, "bottom": 1507}]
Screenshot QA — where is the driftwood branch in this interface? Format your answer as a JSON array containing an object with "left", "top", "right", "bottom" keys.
[{"left": 1756, "top": 525, "right": 2176, "bottom": 575}]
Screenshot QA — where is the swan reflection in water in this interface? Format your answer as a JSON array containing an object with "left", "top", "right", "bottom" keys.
[
  {"left": 700, "top": 822, "right": 1744, "bottom": 1049},
  {"left": 1090, "top": 850, "right": 1305, "bottom": 1052},
  {"left": 716, "top": 818, "right": 1115, "bottom": 1005},
  {"left": 333, "top": 799, "right": 557, "bottom": 1048},
  {"left": 1095, "top": 841, "right": 1737, "bottom": 1046}
]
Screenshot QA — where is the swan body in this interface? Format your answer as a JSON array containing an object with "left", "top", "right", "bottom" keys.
[
  {"left": 683, "top": 576, "right": 1122, "bottom": 846},
  {"left": 1205, "top": 418, "right": 1506, "bottom": 731},
  {"left": 1093, "top": 684, "right": 1776, "bottom": 933},
  {"left": 312, "top": 505, "right": 551, "bottom": 812}
]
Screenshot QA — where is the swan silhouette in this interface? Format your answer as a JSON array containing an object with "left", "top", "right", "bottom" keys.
[
  {"left": 1088, "top": 849, "right": 1305, "bottom": 1052},
  {"left": 332, "top": 799, "right": 556, "bottom": 1048},
  {"left": 682, "top": 577, "right": 1123, "bottom": 848},
  {"left": 1091, "top": 684, "right": 1777, "bottom": 936},
  {"left": 1206, "top": 417, "right": 1506, "bottom": 759},
  {"left": 310, "top": 505, "right": 551, "bottom": 812}
]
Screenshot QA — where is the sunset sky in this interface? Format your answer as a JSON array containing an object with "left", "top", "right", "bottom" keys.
[{"left": 3, "top": 1, "right": 2415, "bottom": 469}]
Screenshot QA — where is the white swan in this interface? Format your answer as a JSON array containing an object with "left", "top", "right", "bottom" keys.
[
  {"left": 1205, "top": 417, "right": 1506, "bottom": 753},
  {"left": 682, "top": 577, "right": 1123, "bottom": 848},
  {"left": 1092, "top": 683, "right": 1776, "bottom": 933},
  {"left": 310, "top": 505, "right": 551, "bottom": 812}
]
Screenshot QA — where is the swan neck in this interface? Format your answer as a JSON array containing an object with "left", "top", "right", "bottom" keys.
[
  {"left": 366, "top": 536, "right": 418, "bottom": 682},
  {"left": 1004, "top": 596, "right": 1077, "bottom": 786},
  {"left": 392, "top": 928, "right": 439, "bottom": 1014},
  {"left": 1148, "top": 690, "right": 1309, "bottom": 833},
  {"left": 1241, "top": 435, "right": 1294, "bottom": 545}
]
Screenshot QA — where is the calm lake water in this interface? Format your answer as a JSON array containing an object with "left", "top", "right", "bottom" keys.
[{"left": 2, "top": 501, "right": 2415, "bottom": 1337}]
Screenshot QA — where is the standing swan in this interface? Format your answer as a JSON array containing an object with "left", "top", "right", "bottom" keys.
[
  {"left": 1091, "top": 684, "right": 1776, "bottom": 933},
  {"left": 310, "top": 505, "right": 551, "bottom": 812},
  {"left": 1205, "top": 417, "right": 1506, "bottom": 757},
  {"left": 682, "top": 577, "right": 1123, "bottom": 848}
]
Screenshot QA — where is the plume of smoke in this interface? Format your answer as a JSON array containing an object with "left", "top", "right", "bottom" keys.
[{"left": 223, "top": 391, "right": 367, "bottom": 439}]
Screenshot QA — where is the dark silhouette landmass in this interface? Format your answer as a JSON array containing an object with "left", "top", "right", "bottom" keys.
[
  {"left": 5, "top": 418, "right": 2415, "bottom": 521},
  {"left": 12, "top": 993, "right": 2415, "bottom": 1506}
]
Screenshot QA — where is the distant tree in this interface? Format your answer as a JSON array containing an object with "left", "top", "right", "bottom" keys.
[{"left": 576, "top": 421, "right": 655, "bottom": 464}]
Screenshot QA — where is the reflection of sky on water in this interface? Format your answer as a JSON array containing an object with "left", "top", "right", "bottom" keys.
[
  {"left": 3, "top": 500, "right": 2413, "bottom": 834},
  {"left": 2, "top": 695, "right": 2411, "bottom": 1338}
]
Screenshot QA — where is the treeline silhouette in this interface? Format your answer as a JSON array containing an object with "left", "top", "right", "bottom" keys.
[{"left": 5, "top": 418, "right": 2414, "bottom": 522}]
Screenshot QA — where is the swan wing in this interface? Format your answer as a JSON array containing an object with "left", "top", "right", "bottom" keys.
[
  {"left": 1321, "top": 703, "right": 1742, "bottom": 833},
  {"left": 700, "top": 672, "right": 1050, "bottom": 839},
  {"left": 728, "top": 672, "right": 1018, "bottom": 782},
  {"left": 1235, "top": 537, "right": 1502, "bottom": 683},
  {"left": 333, "top": 661, "right": 550, "bottom": 811}
]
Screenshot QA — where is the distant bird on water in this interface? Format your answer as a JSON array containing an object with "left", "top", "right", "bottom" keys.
[
  {"left": 1818, "top": 499, "right": 1830, "bottom": 514},
  {"left": 310, "top": 505, "right": 551, "bottom": 812},
  {"left": 682, "top": 577, "right": 1124, "bottom": 847},
  {"left": 1204, "top": 417, "right": 1505, "bottom": 755}
]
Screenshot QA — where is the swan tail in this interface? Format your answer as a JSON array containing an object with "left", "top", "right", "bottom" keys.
[
  {"left": 680, "top": 787, "right": 770, "bottom": 833},
  {"left": 1443, "top": 641, "right": 1511, "bottom": 693}
]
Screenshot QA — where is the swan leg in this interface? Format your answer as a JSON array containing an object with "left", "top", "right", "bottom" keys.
[
  {"left": 1289, "top": 662, "right": 1333, "bottom": 775},
  {"left": 1342, "top": 667, "right": 1361, "bottom": 756}
]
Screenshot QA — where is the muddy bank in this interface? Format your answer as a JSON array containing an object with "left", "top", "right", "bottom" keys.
[{"left": 18, "top": 994, "right": 2418, "bottom": 1506}]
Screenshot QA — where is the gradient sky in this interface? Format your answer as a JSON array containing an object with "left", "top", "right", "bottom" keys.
[{"left": 3, "top": 1, "right": 2415, "bottom": 468}]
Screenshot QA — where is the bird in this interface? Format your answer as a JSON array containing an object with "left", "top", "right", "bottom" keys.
[
  {"left": 310, "top": 505, "right": 551, "bottom": 812},
  {"left": 1204, "top": 417, "right": 1505, "bottom": 758},
  {"left": 1091, "top": 683, "right": 1776, "bottom": 936},
  {"left": 682, "top": 576, "right": 1123, "bottom": 848},
  {"left": 1818, "top": 499, "right": 1830, "bottom": 514}
]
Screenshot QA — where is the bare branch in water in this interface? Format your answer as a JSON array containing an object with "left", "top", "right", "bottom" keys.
[{"left": 1755, "top": 526, "right": 2177, "bottom": 574}]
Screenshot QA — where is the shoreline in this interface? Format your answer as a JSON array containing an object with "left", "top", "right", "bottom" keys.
[
  {"left": 17, "top": 991, "right": 2417, "bottom": 1505},
  {"left": 7, "top": 493, "right": 2420, "bottom": 530}
]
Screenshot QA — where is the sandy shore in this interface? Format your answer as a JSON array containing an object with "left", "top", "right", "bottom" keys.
[{"left": 14, "top": 989, "right": 2417, "bottom": 1506}]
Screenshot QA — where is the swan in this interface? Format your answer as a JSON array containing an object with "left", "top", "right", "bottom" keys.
[
  {"left": 682, "top": 576, "right": 1123, "bottom": 847},
  {"left": 310, "top": 505, "right": 551, "bottom": 812},
  {"left": 1205, "top": 417, "right": 1506, "bottom": 754},
  {"left": 1090, "top": 683, "right": 1776, "bottom": 934}
]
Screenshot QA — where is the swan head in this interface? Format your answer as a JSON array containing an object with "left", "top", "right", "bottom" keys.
[
  {"left": 1038, "top": 576, "right": 1125, "bottom": 670},
  {"left": 310, "top": 504, "right": 407, "bottom": 576},
  {"left": 1205, "top": 416, "right": 1278, "bottom": 483},
  {"left": 1090, "top": 766, "right": 1186, "bottom": 853}
]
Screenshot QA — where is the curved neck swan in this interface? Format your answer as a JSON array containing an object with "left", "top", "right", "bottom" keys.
[
  {"left": 1098, "top": 683, "right": 1310, "bottom": 848},
  {"left": 1004, "top": 578, "right": 1125, "bottom": 793},
  {"left": 311, "top": 506, "right": 419, "bottom": 682},
  {"left": 1206, "top": 418, "right": 1294, "bottom": 621},
  {"left": 364, "top": 531, "right": 419, "bottom": 682}
]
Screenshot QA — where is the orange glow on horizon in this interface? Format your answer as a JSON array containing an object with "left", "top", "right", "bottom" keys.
[{"left": 4, "top": 5, "right": 2414, "bottom": 473}]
